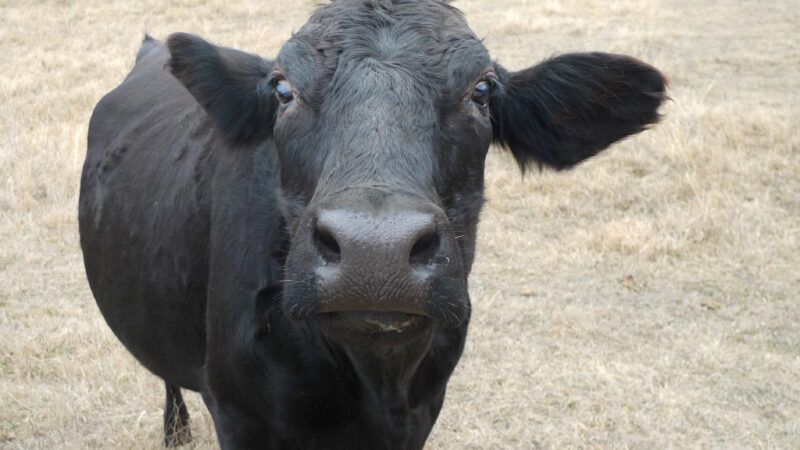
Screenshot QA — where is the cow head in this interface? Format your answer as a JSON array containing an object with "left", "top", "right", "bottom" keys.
[{"left": 167, "top": 0, "right": 666, "bottom": 349}]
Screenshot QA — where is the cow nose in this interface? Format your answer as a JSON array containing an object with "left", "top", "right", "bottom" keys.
[
  {"left": 305, "top": 201, "right": 455, "bottom": 344},
  {"left": 312, "top": 208, "right": 442, "bottom": 270},
  {"left": 305, "top": 198, "right": 457, "bottom": 322},
  {"left": 281, "top": 193, "right": 470, "bottom": 336}
]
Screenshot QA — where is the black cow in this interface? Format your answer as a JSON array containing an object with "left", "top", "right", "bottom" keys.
[{"left": 79, "top": 0, "right": 666, "bottom": 448}]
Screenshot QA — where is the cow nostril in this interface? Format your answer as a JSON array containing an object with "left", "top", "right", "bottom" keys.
[
  {"left": 409, "top": 232, "right": 440, "bottom": 267},
  {"left": 313, "top": 227, "right": 341, "bottom": 263}
]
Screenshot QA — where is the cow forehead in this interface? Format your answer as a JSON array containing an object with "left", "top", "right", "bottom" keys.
[{"left": 276, "top": 0, "right": 491, "bottom": 106}]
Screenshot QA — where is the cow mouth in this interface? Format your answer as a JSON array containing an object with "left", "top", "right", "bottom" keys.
[{"left": 317, "top": 311, "right": 432, "bottom": 346}]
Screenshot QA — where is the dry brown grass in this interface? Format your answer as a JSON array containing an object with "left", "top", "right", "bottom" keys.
[{"left": 1, "top": 0, "right": 798, "bottom": 448}]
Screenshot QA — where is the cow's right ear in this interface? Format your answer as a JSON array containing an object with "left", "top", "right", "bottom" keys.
[{"left": 167, "top": 33, "right": 277, "bottom": 147}]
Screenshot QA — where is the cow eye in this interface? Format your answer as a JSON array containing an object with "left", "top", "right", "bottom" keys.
[
  {"left": 471, "top": 80, "right": 493, "bottom": 107},
  {"left": 275, "top": 79, "right": 295, "bottom": 104}
]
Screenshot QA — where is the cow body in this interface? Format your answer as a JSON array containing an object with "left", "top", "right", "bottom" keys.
[
  {"left": 82, "top": 36, "right": 462, "bottom": 449},
  {"left": 80, "top": 1, "right": 666, "bottom": 448},
  {"left": 82, "top": 39, "right": 457, "bottom": 448}
]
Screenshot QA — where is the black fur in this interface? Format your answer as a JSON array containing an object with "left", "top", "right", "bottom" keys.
[
  {"left": 80, "top": 1, "right": 666, "bottom": 449},
  {"left": 491, "top": 52, "right": 667, "bottom": 171}
]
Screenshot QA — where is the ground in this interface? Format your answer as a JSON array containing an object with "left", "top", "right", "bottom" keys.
[{"left": 1, "top": 0, "right": 798, "bottom": 448}]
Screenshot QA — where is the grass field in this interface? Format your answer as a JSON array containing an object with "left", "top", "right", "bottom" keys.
[{"left": 1, "top": 0, "right": 798, "bottom": 448}]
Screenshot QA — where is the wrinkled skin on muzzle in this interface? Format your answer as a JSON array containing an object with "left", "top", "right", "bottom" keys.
[{"left": 284, "top": 189, "right": 470, "bottom": 329}]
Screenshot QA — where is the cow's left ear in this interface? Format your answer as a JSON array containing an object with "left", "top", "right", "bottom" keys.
[
  {"left": 167, "top": 33, "right": 277, "bottom": 147},
  {"left": 490, "top": 52, "right": 667, "bottom": 171}
]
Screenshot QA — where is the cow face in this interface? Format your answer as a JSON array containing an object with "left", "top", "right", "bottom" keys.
[
  {"left": 167, "top": 0, "right": 666, "bottom": 347},
  {"left": 269, "top": 2, "right": 493, "bottom": 346}
]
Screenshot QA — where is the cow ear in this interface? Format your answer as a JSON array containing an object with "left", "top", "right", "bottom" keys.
[
  {"left": 490, "top": 52, "right": 667, "bottom": 171},
  {"left": 167, "top": 32, "right": 277, "bottom": 147}
]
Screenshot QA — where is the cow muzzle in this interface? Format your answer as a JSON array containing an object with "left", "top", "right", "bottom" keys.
[{"left": 283, "top": 190, "right": 469, "bottom": 345}]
